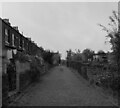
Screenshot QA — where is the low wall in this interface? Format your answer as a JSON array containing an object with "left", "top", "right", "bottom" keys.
[
  {"left": 16, "top": 60, "right": 31, "bottom": 92},
  {"left": 16, "top": 58, "right": 53, "bottom": 91}
]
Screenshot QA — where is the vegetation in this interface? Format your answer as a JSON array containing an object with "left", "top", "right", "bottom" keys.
[
  {"left": 42, "top": 50, "right": 54, "bottom": 64},
  {"left": 66, "top": 48, "right": 94, "bottom": 63},
  {"left": 99, "top": 10, "right": 120, "bottom": 74},
  {"left": 99, "top": 11, "right": 120, "bottom": 93},
  {"left": 82, "top": 49, "right": 95, "bottom": 62},
  {"left": 66, "top": 11, "right": 120, "bottom": 96}
]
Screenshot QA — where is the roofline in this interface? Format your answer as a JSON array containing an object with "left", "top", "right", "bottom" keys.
[{"left": 1, "top": 18, "right": 30, "bottom": 40}]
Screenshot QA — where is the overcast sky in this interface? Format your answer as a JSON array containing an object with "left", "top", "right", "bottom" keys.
[{"left": 2, "top": 2, "right": 117, "bottom": 59}]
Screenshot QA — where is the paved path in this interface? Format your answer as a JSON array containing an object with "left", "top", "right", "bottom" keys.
[{"left": 10, "top": 66, "right": 116, "bottom": 106}]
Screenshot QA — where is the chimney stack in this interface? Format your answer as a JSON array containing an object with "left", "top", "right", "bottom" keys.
[
  {"left": 13, "top": 26, "right": 19, "bottom": 32},
  {"left": 3, "top": 19, "right": 11, "bottom": 25}
]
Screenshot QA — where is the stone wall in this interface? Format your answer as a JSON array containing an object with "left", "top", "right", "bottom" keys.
[{"left": 15, "top": 60, "right": 31, "bottom": 92}]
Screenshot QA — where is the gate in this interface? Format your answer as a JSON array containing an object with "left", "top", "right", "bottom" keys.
[{"left": 7, "top": 59, "right": 16, "bottom": 91}]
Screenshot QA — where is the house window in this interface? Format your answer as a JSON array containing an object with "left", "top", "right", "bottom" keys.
[
  {"left": 20, "top": 36, "right": 22, "bottom": 48},
  {"left": 18, "top": 37, "right": 21, "bottom": 48},
  {"left": 22, "top": 39, "right": 24, "bottom": 50},
  {"left": 4, "top": 28, "right": 11, "bottom": 45},
  {"left": 5, "top": 29, "right": 8, "bottom": 36},
  {"left": 5, "top": 28, "right": 9, "bottom": 44},
  {"left": 8, "top": 30, "right": 10, "bottom": 43},
  {"left": 12, "top": 33, "right": 15, "bottom": 46},
  {"left": 15, "top": 36, "right": 19, "bottom": 48},
  {"left": 26, "top": 42, "right": 28, "bottom": 51},
  {"left": 14, "top": 35, "right": 16, "bottom": 46}
]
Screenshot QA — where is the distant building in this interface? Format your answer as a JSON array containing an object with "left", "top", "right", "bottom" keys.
[
  {"left": 93, "top": 52, "right": 108, "bottom": 63},
  {"left": 93, "top": 51, "right": 117, "bottom": 65}
]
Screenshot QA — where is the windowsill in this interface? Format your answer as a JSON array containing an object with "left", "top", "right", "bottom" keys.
[
  {"left": 12, "top": 45, "right": 16, "bottom": 48},
  {"left": 5, "top": 41, "right": 10, "bottom": 46},
  {"left": 19, "top": 46, "right": 23, "bottom": 50}
]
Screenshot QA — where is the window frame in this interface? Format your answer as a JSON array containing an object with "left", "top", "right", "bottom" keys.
[
  {"left": 4, "top": 28, "right": 9, "bottom": 45},
  {"left": 20, "top": 36, "right": 23, "bottom": 48},
  {"left": 12, "top": 33, "right": 15, "bottom": 47}
]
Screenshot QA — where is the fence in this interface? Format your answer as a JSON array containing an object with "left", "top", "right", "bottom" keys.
[
  {"left": 67, "top": 60, "right": 119, "bottom": 90},
  {"left": 67, "top": 60, "right": 119, "bottom": 105},
  {"left": 67, "top": 60, "right": 89, "bottom": 80}
]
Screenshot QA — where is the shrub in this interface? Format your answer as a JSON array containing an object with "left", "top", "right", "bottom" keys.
[
  {"left": 110, "top": 76, "right": 120, "bottom": 91},
  {"left": 29, "top": 61, "right": 40, "bottom": 82}
]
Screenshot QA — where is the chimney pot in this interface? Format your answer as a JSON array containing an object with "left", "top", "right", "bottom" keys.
[
  {"left": 3, "top": 19, "right": 11, "bottom": 25},
  {"left": 13, "top": 26, "right": 19, "bottom": 32}
]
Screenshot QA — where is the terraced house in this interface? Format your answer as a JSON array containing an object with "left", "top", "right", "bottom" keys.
[{"left": 0, "top": 18, "right": 43, "bottom": 106}]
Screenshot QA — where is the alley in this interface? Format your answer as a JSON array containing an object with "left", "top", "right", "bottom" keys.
[{"left": 10, "top": 66, "right": 116, "bottom": 106}]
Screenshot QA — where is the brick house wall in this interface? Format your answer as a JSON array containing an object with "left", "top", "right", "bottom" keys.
[
  {"left": 0, "top": 18, "right": 2, "bottom": 107},
  {"left": 0, "top": 18, "right": 2, "bottom": 76},
  {"left": 1, "top": 18, "right": 45, "bottom": 106}
]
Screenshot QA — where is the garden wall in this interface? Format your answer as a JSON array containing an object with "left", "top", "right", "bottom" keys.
[
  {"left": 2, "top": 53, "right": 52, "bottom": 106},
  {"left": 16, "top": 60, "right": 31, "bottom": 92}
]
